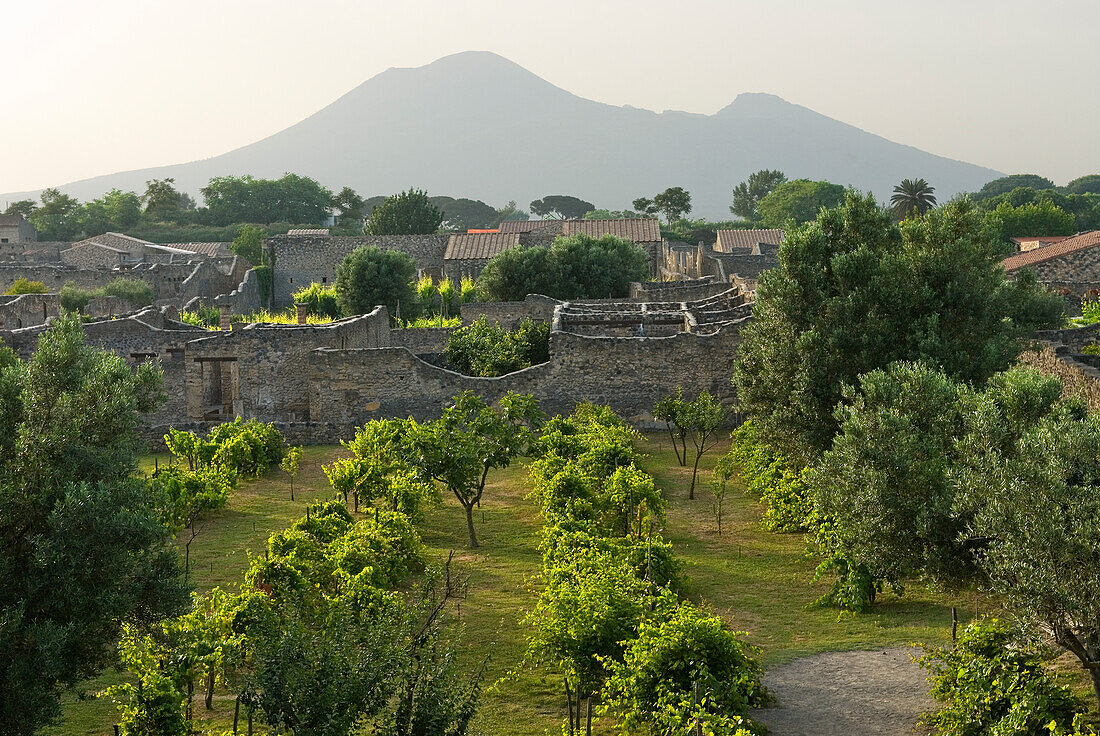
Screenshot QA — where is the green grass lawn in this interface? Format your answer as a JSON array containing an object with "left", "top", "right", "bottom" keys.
[{"left": 47, "top": 433, "right": 989, "bottom": 736}]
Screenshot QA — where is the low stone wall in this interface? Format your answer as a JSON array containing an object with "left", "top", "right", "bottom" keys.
[
  {"left": 388, "top": 326, "right": 455, "bottom": 355},
  {"left": 1018, "top": 344, "right": 1100, "bottom": 413},
  {"left": 307, "top": 326, "right": 741, "bottom": 426},
  {"left": 460, "top": 294, "right": 561, "bottom": 327},
  {"left": 630, "top": 277, "right": 734, "bottom": 302}
]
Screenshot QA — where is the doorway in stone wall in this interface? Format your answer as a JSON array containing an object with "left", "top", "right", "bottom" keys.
[{"left": 195, "top": 357, "right": 240, "bottom": 421}]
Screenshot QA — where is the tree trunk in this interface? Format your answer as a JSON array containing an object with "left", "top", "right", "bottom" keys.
[
  {"left": 1090, "top": 664, "right": 1100, "bottom": 712},
  {"left": 233, "top": 696, "right": 240, "bottom": 734},
  {"left": 205, "top": 664, "right": 215, "bottom": 709},
  {"left": 689, "top": 452, "right": 702, "bottom": 500},
  {"left": 565, "top": 680, "right": 575, "bottom": 736},
  {"left": 465, "top": 503, "right": 479, "bottom": 548}
]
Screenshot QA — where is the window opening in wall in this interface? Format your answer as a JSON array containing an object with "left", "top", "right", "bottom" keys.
[
  {"left": 1, "top": 238, "right": 8, "bottom": 243},
  {"left": 322, "top": 277, "right": 327, "bottom": 283}
]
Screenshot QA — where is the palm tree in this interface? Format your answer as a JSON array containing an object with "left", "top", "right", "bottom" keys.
[{"left": 890, "top": 178, "right": 937, "bottom": 219}]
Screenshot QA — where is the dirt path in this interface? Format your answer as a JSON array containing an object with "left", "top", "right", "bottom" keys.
[{"left": 751, "top": 648, "right": 934, "bottom": 736}]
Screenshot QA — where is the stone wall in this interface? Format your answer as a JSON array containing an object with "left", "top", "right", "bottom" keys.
[
  {"left": 1018, "top": 345, "right": 1100, "bottom": 414},
  {"left": 388, "top": 326, "right": 455, "bottom": 355},
  {"left": 184, "top": 308, "right": 392, "bottom": 423},
  {"left": 0, "top": 293, "right": 57, "bottom": 330},
  {"left": 266, "top": 234, "right": 450, "bottom": 307},
  {"left": 210, "top": 268, "right": 262, "bottom": 314},
  {"left": 630, "top": 277, "right": 734, "bottom": 302},
  {"left": 460, "top": 294, "right": 562, "bottom": 328},
  {"left": 60, "top": 243, "right": 126, "bottom": 269},
  {"left": 307, "top": 326, "right": 741, "bottom": 426}
]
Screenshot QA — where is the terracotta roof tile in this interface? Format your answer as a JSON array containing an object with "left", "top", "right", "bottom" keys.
[
  {"left": 498, "top": 220, "right": 560, "bottom": 233},
  {"left": 562, "top": 218, "right": 661, "bottom": 242},
  {"left": 287, "top": 228, "right": 330, "bottom": 236},
  {"left": 715, "top": 229, "right": 784, "bottom": 252},
  {"left": 1003, "top": 231, "right": 1100, "bottom": 271},
  {"left": 445, "top": 232, "right": 522, "bottom": 261},
  {"left": 171, "top": 242, "right": 230, "bottom": 257}
]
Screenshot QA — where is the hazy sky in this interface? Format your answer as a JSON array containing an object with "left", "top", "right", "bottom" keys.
[{"left": 3, "top": 0, "right": 1097, "bottom": 196}]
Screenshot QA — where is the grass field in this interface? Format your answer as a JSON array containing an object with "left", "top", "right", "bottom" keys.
[{"left": 46, "top": 433, "right": 991, "bottom": 736}]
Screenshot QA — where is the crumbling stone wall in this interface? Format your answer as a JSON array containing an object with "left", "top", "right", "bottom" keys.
[
  {"left": 307, "top": 325, "right": 742, "bottom": 426},
  {"left": 0, "top": 294, "right": 57, "bottom": 330},
  {"left": 459, "top": 294, "right": 561, "bottom": 328},
  {"left": 60, "top": 244, "right": 127, "bottom": 269},
  {"left": 266, "top": 234, "right": 449, "bottom": 307},
  {"left": 630, "top": 277, "right": 734, "bottom": 302}
]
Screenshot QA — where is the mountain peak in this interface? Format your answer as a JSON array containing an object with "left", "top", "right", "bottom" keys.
[{"left": 716, "top": 92, "right": 799, "bottom": 117}]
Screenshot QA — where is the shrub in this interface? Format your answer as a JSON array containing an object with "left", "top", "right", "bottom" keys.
[
  {"left": 335, "top": 245, "right": 420, "bottom": 320},
  {"left": 102, "top": 278, "right": 154, "bottom": 307},
  {"left": 443, "top": 316, "right": 550, "bottom": 376},
  {"left": 165, "top": 419, "right": 285, "bottom": 477},
  {"left": 59, "top": 282, "right": 96, "bottom": 312},
  {"left": 602, "top": 593, "right": 769, "bottom": 736},
  {"left": 176, "top": 304, "right": 220, "bottom": 329},
  {"left": 920, "top": 619, "right": 1079, "bottom": 736},
  {"left": 722, "top": 421, "right": 811, "bottom": 533},
  {"left": 5, "top": 277, "right": 47, "bottom": 295},
  {"left": 293, "top": 282, "right": 340, "bottom": 319}
]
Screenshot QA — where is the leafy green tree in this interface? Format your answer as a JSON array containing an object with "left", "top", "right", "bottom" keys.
[
  {"left": 602, "top": 593, "right": 769, "bottom": 736},
  {"left": 652, "top": 389, "right": 727, "bottom": 499},
  {"left": 0, "top": 313, "right": 187, "bottom": 735},
  {"left": 719, "top": 420, "right": 810, "bottom": 533},
  {"left": 410, "top": 392, "right": 543, "bottom": 547},
  {"left": 100, "top": 188, "right": 143, "bottom": 228},
  {"left": 335, "top": 245, "right": 420, "bottom": 320},
  {"left": 965, "top": 392, "right": 1100, "bottom": 708},
  {"left": 331, "top": 185, "right": 366, "bottom": 223},
  {"left": 143, "top": 178, "right": 186, "bottom": 218},
  {"left": 496, "top": 200, "right": 530, "bottom": 222},
  {"left": 365, "top": 188, "right": 443, "bottom": 235},
  {"left": 652, "top": 187, "right": 692, "bottom": 224},
  {"left": 734, "top": 193, "right": 1064, "bottom": 464},
  {"left": 443, "top": 316, "right": 549, "bottom": 377},
  {"left": 431, "top": 195, "right": 499, "bottom": 230},
  {"left": 292, "top": 282, "right": 340, "bottom": 319},
  {"left": 756, "top": 179, "right": 846, "bottom": 227},
  {"left": 230, "top": 223, "right": 265, "bottom": 265},
  {"left": 973, "top": 173, "right": 1057, "bottom": 201},
  {"left": 987, "top": 199, "right": 1076, "bottom": 239},
  {"left": 29, "top": 187, "right": 82, "bottom": 241},
  {"left": 201, "top": 174, "right": 332, "bottom": 226},
  {"left": 478, "top": 233, "right": 649, "bottom": 302},
  {"left": 919, "top": 619, "right": 1078, "bottom": 736},
  {"left": 2, "top": 199, "right": 36, "bottom": 218},
  {"left": 809, "top": 362, "right": 974, "bottom": 590},
  {"left": 280, "top": 445, "right": 302, "bottom": 501},
  {"left": 631, "top": 197, "right": 659, "bottom": 217},
  {"left": 1065, "top": 174, "right": 1100, "bottom": 195},
  {"left": 530, "top": 195, "right": 595, "bottom": 220},
  {"left": 102, "top": 277, "right": 154, "bottom": 306},
  {"left": 730, "top": 169, "right": 786, "bottom": 221},
  {"left": 4, "top": 277, "right": 47, "bottom": 295},
  {"left": 890, "top": 177, "right": 937, "bottom": 219}
]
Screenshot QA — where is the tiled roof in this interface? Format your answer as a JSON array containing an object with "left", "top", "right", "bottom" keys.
[
  {"left": 73, "top": 232, "right": 154, "bottom": 249},
  {"left": 498, "top": 220, "right": 560, "bottom": 233},
  {"left": 445, "top": 232, "right": 521, "bottom": 261},
  {"left": 1010, "top": 235, "right": 1071, "bottom": 245},
  {"left": 562, "top": 218, "right": 662, "bottom": 242},
  {"left": 0, "top": 214, "right": 28, "bottom": 226},
  {"left": 1003, "top": 231, "right": 1100, "bottom": 271},
  {"left": 171, "top": 242, "right": 230, "bottom": 257},
  {"left": 715, "top": 229, "right": 784, "bottom": 251},
  {"left": 287, "top": 228, "right": 330, "bottom": 236}
]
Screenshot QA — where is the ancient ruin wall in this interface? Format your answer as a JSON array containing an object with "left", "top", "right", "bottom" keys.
[{"left": 307, "top": 327, "right": 740, "bottom": 426}]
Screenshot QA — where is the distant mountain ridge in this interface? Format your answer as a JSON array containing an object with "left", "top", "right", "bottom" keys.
[{"left": 2, "top": 51, "right": 1001, "bottom": 219}]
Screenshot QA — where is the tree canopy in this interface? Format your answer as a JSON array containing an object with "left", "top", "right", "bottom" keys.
[
  {"left": 335, "top": 245, "right": 421, "bottom": 320},
  {"left": 200, "top": 174, "right": 332, "bottom": 226},
  {"left": 756, "top": 179, "right": 846, "bottom": 227},
  {"left": 889, "top": 178, "right": 937, "bottom": 219},
  {"left": 529, "top": 195, "right": 594, "bottom": 220},
  {"left": 477, "top": 233, "right": 650, "bottom": 302},
  {"left": 651, "top": 187, "right": 692, "bottom": 224},
  {"left": 1065, "top": 174, "right": 1100, "bottom": 195},
  {"left": 365, "top": 189, "right": 444, "bottom": 235},
  {"left": 0, "top": 314, "right": 187, "bottom": 734},
  {"left": 973, "top": 174, "right": 1057, "bottom": 201},
  {"left": 733, "top": 192, "right": 1064, "bottom": 463},
  {"left": 730, "top": 169, "right": 787, "bottom": 221}
]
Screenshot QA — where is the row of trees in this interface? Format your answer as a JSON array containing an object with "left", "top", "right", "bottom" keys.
[
  {"left": 522, "top": 404, "right": 769, "bottom": 735},
  {"left": 723, "top": 191, "right": 1100, "bottom": 715}
]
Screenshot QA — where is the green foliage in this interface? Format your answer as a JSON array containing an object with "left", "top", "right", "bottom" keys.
[
  {"left": 416, "top": 274, "right": 438, "bottom": 316},
  {"left": 718, "top": 421, "right": 811, "bottom": 533},
  {"left": 28, "top": 187, "right": 82, "bottom": 241},
  {"left": 102, "top": 277, "right": 154, "bottom": 306},
  {"left": 165, "top": 418, "right": 285, "bottom": 477},
  {"left": 973, "top": 174, "right": 1057, "bottom": 201},
  {"left": 201, "top": 174, "right": 332, "bottom": 226},
  {"left": 254, "top": 263, "right": 272, "bottom": 305},
  {"left": 405, "top": 315, "right": 462, "bottom": 328},
  {"left": 890, "top": 178, "right": 937, "bottom": 219},
  {"left": 478, "top": 233, "right": 650, "bottom": 302},
  {"left": 987, "top": 198, "right": 1077, "bottom": 239},
  {"left": 730, "top": 169, "right": 787, "bottom": 221},
  {"left": 919, "top": 619, "right": 1078, "bottom": 736},
  {"left": 460, "top": 275, "right": 479, "bottom": 303},
  {"left": 335, "top": 244, "right": 420, "bottom": 320},
  {"left": 651, "top": 388, "right": 727, "bottom": 499},
  {"left": 602, "top": 593, "right": 769, "bottom": 736},
  {"left": 652, "top": 187, "right": 693, "bottom": 224},
  {"left": 292, "top": 281, "right": 340, "bottom": 319},
  {"left": 365, "top": 188, "right": 444, "bottom": 235},
  {"left": 176, "top": 304, "right": 221, "bottom": 329},
  {"left": 1064, "top": 174, "right": 1100, "bottom": 196},
  {"left": 4, "top": 277, "right": 47, "bottom": 295},
  {"left": 734, "top": 193, "right": 1065, "bottom": 465},
  {"left": 331, "top": 185, "right": 366, "bottom": 224},
  {"left": 529, "top": 195, "right": 594, "bottom": 220},
  {"left": 2, "top": 199, "right": 36, "bottom": 218},
  {"left": 280, "top": 445, "right": 302, "bottom": 500},
  {"left": 102, "top": 629, "right": 189, "bottom": 736},
  {"left": 585, "top": 208, "right": 645, "bottom": 220},
  {"left": 444, "top": 316, "right": 550, "bottom": 377},
  {"left": 756, "top": 179, "right": 846, "bottom": 227},
  {"left": 0, "top": 313, "right": 185, "bottom": 735},
  {"left": 151, "top": 464, "right": 235, "bottom": 532},
  {"left": 438, "top": 276, "right": 458, "bottom": 316},
  {"left": 431, "top": 195, "right": 500, "bottom": 230},
  {"left": 230, "top": 223, "right": 265, "bottom": 265}
]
